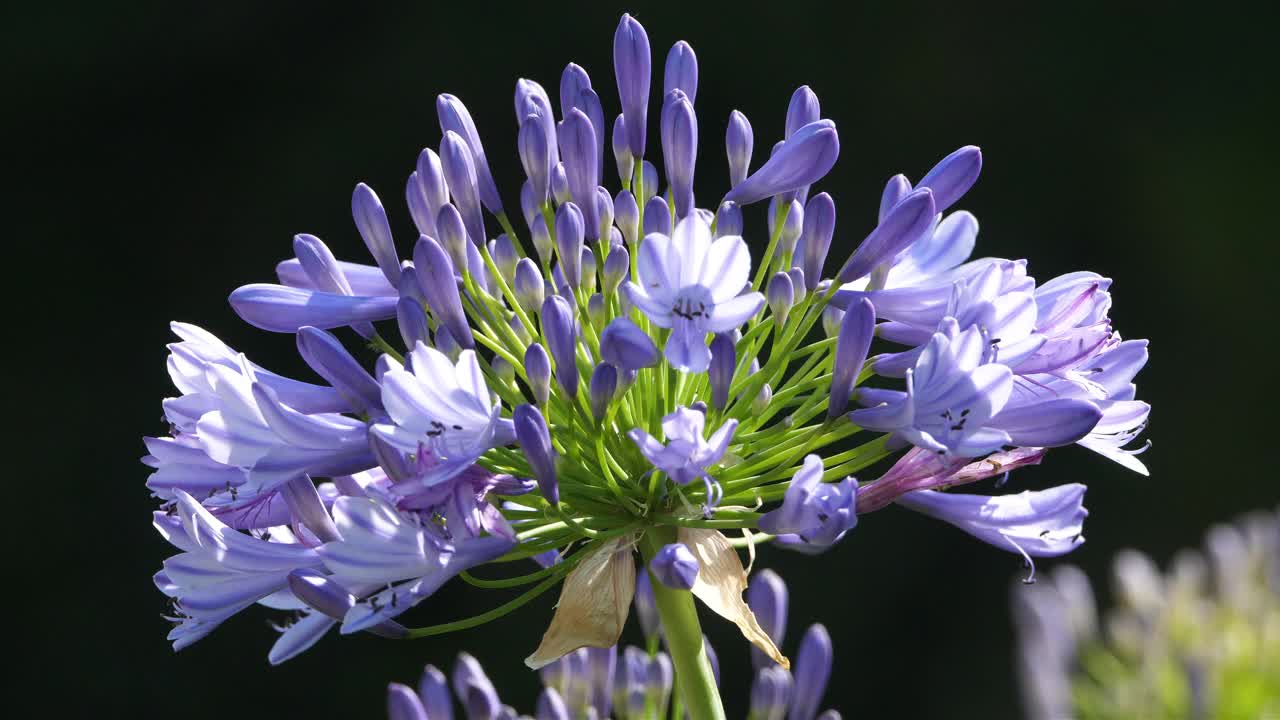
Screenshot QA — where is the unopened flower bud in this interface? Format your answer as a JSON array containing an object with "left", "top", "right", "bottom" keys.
[
  {"left": 726, "top": 109, "right": 753, "bottom": 188},
  {"left": 525, "top": 343, "right": 552, "bottom": 406},
  {"left": 555, "top": 202, "right": 585, "bottom": 289},
  {"left": 766, "top": 271, "right": 795, "bottom": 329},
  {"left": 644, "top": 195, "right": 671, "bottom": 236},
  {"left": 800, "top": 192, "right": 836, "bottom": 290},
  {"left": 612, "top": 114, "right": 634, "bottom": 187},
  {"left": 589, "top": 363, "right": 618, "bottom": 421},
  {"left": 603, "top": 245, "right": 629, "bottom": 297},
  {"left": 436, "top": 203, "right": 470, "bottom": 272},
  {"left": 513, "top": 258, "right": 545, "bottom": 314},
  {"left": 581, "top": 246, "right": 598, "bottom": 294},
  {"left": 600, "top": 317, "right": 659, "bottom": 370},
  {"left": 491, "top": 233, "right": 518, "bottom": 285},
  {"left": 514, "top": 404, "right": 558, "bottom": 505},
  {"left": 614, "top": 190, "right": 640, "bottom": 247},
  {"left": 714, "top": 200, "right": 742, "bottom": 238},
  {"left": 532, "top": 212, "right": 553, "bottom": 266},
  {"left": 541, "top": 295, "right": 579, "bottom": 397},
  {"left": 650, "top": 543, "right": 698, "bottom": 590},
  {"left": 587, "top": 293, "right": 606, "bottom": 329},
  {"left": 830, "top": 297, "right": 875, "bottom": 418}
]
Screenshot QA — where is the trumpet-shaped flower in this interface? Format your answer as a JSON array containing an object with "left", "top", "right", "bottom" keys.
[{"left": 623, "top": 215, "right": 764, "bottom": 372}]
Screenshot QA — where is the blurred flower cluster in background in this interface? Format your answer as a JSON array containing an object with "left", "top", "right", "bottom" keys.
[{"left": 1014, "top": 508, "right": 1279, "bottom": 719}]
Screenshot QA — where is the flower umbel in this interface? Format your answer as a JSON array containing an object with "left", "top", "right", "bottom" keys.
[{"left": 145, "top": 11, "right": 1150, "bottom": 718}]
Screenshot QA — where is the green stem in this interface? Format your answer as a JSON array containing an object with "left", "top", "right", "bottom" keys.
[{"left": 640, "top": 529, "right": 726, "bottom": 720}]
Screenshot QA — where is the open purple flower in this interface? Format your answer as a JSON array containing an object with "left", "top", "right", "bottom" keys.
[
  {"left": 629, "top": 406, "right": 737, "bottom": 511},
  {"left": 622, "top": 214, "right": 764, "bottom": 372},
  {"left": 758, "top": 455, "right": 857, "bottom": 554}
]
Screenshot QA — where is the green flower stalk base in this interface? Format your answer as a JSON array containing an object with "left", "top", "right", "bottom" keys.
[{"left": 641, "top": 529, "right": 727, "bottom": 720}]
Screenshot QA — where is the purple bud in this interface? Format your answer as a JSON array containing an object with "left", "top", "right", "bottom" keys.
[
  {"left": 541, "top": 295, "right": 579, "bottom": 397},
  {"left": 555, "top": 202, "right": 585, "bottom": 289},
  {"left": 714, "top": 201, "right": 742, "bottom": 238},
  {"left": 520, "top": 180, "right": 540, "bottom": 232},
  {"left": 750, "top": 667, "right": 793, "bottom": 720},
  {"left": 435, "top": 203, "right": 469, "bottom": 271},
  {"left": 789, "top": 624, "right": 833, "bottom": 720},
  {"left": 491, "top": 234, "right": 518, "bottom": 284},
  {"left": 916, "top": 145, "right": 982, "bottom": 213},
  {"left": 766, "top": 272, "right": 795, "bottom": 328},
  {"left": 634, "top": 571, "right": 660, "bottom": 638},
  {"left": 615, "top": 190, "right": 640, "bottom": 247},
  {"left": 350, "top": 183, "right": 401, "bottom": 284},
  {"left": 816, "top": 711, "right": 842, "bottom": 720},
  {"left": 439, "top": 130, "right": 486, "bottom": 247},
  {"left": 777, "top": 198, "right": 804, "bottom": 256},
  {"left": 452, "top": 653, "right": 500, "bottom": 720},
  {"left": 514, "top": 404, "right": 558, "bottom": 505},
  {"left": 709, "top": 333, "right": 736, "bottom": 410},
  {"left": 600, "top": 317, "right": 659, "bottom": 370},
  {"left": 532, "top": 212, "right": 553, "bottom": 265},
  {"left": 836, "top": 188, "right": 936, "bottom": 284},
  {"left": 747, "top": 569, "right": 789, "bottom": 669},
  {"left": 589, "top": 363, "right": 618, "bottom": 421},
  {"left": 387, "top": 684, "right": 427, "bottom": 720},
  {"left": 513, "top": 258, "right": 545, "bottom": 313},
  {"left": 519, "top": 114, "right": 552, "bottom": 204},
  {"left": 578, "top": 88, "right": 607, "bottom": 184},
  {"left": 433, "top": 324, "right": 461, "bottom": 361},
  {"left": 559, "top": 63, "right": 592, "bottom": 119},
  {"left": 650, "top": 543, "right": 699, "bottom": 590},
  {"left": 492, "top": 355, "right": 516, "bottom": 385},
  {"left": 282, "top": 475, "right": 347, "bottom": 546},
  {"left": 724, "top": 120, "right": 839, "bottom": 207},
  {"left": 603, "top": 244, "right": 630, "bottom": 296},
  {"left": 537, "top": 687, "right": 569, "bottom": 720},
  {"left": 788, "top": 267, "right": 807, "bottom": 304},
  {"left": 797, "top": 192, "right": 836, "bottom": 291},
  {"left": 660, "top": 90, "right": 697, "bottom": 219},
  {"left": 587, "top": 292, "right": 605, "bottom": 328},
  {"left": 878, "top": 174, "right": 912, "bottom": 222},
  {"left": 412, "top": 147, "right": 453, "bottom": 237},
  {"left": 551, "top": 163, "right": 571, "bottom": 205},
  {"left": 287, "top": 569, "right": 353, "bottom": 620},
  {"left": 612, "top": 114, "right": 634, "bottom": 185},
  {"left": 644, "top": 195, "right": 672, "bottom": 236},
  {"left": 396, "top": 297, "right": 430, "bottom": 348},
  {"left": 726, "top": 110, "right": 754, "bottom": 188},
  {"left": 785, "top": 86, "right": 822, "bottom": 140},
  {"left": 613, "top": 14, "right": 652, "bottom": 158},
  {"left": 405, "top": 172, "right": 435, "bottom": 239},
  {"left": 291, "top": 233, "right": 353, "bottom": 296},
  {"left": 821, "top": 305, "right": 844, "bottom": 337},
  {"left": 525, "top": 343, "right": 552, "bottom": 406},
  {"left": 664, "top": 40, "right": 698, "bottom": 103},
  {"left": 581, "top": 247, "right": 598, "bottom": 295},
  {"left": 639, "top": 160, "right": 659, "bottom": 204},
  {"left": 413, "top": 235, "right": 473, "bottom": 349},
  {"left": 516, "top": 79, "right": 560, "bottom": 169},
  {"left": 417, "top": 666, "right": 453, "bottom": 720},
  {"left": 595, "top": 186, "right": 615, "bottom": 241},
  {"left": 559, "top": 109, "right": 602, "bottom": 239},
  {"left": 437, "top": 94, "right": 503, "bottom": 216},
  {"left": 829, "top": 297, "right": 875, "bottom": 418},
  {"left": 610, "top": 225, "right": 625, "bottom": 249},
  {"left": 296, "top": 326, "right": 381, "bottom": 413}
]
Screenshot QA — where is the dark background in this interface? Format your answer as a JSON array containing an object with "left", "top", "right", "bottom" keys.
[{"left": 11, "top": 2, "right": 1277, "bottom": 717}]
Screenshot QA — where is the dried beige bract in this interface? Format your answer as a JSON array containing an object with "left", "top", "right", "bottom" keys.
[
  {"left": 524, "top": 535, "right": 637, "bottom": 669},
  {"left": 679, "top": 527, "right": 790, "bottom": 669}
]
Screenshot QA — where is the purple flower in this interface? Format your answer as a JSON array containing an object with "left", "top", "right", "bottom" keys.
[
  {"left": 828, "top": 297, "right": 874, "bottom": 418},
  {"left": 914, "top": 145, "right": 982, "bottom": 214},
  {"left": 453, "top": 652, "right": 503, "bottom": 720},
  {"left": 319, "top": 494, "right": 514, "bottom": 632},
  {"left": 850, "top": 320, "right": 1015, "bottom": 459},
  {"left": 229, "top": 283, "right": 397, "bottom": 335},
  {"left": 514, "top": 404, "right": 558, "bottom": 505},
  {"left": 439, "top": 130, "right": 487, "bottom": 248},
  {"left": 153, "top": 490, "right": 322, "bottom": 652},
  {"left": 350, "top": 183, "right": 402, "bottom": 285},
  {"left": 629, "top": 406, "right": 737, "bottom": 511},
  {"left": 661, "top": 89, "right": 698, "bottom": 218},
  {"left": 613, "top": 14, "right": 651, "bottom": 158},
  {"left": 589, "top": 363, "right": 618, "bottom": 421},
  {"left": 758, "top": 455, "right": 857, "bottom": 554},
  {"left": 437, "top": 93, "right": 504, "bottom": 217},
  {"left": 541, "top": 294, "right": 580, "bottom": 397},
  {"left": 622, "top": 214, "right": 764, "bottom": 372},
  {"left": 599, "top": 317, "right": 658, "bottom": 371},
  {"left": 726, "top": 109, "right": 753, "bottom": 188},
  {"left": 722, "top": 119, "right": 839, "bottom": 207},
  {"left": 835, "top": 188, "right": 936, "bottom": 285},
  {"left": 750, "top": 666, "right": 793, "bottom": 720},
  {"left": 649, "top": 543, "right": 699, "bottom": 589},
  {"left": 798, "top": 192, "right": 836, "bottom": 291},
  {"left": 746, "top": 568, "right": 789, "bottom": 670},
  {"left": 895, "top": 484, "right": 1089, "bottom": 577},
  {"left": 558, "top": 109, "right": 602, "bottom": 239},
  {"left": 789, "top": 624, "right": 833, "bottom": 720},
  {"left": 373, "top": 343, "right": 515, "bottom": 484},
  {"left": 554, "top": 202, "right": 585, "bottom": 289},
  {"left": 413, "top": 234, "right": 474, "bottom": 350},
  {"left": 406, "top": 149, "right": 449, "bottom": 239},
  {"left": 664, "top": 40, "right": 698, "bottom": 103},
  {"left": 295, "top": 326, "right": 382, "bottom": 415}
]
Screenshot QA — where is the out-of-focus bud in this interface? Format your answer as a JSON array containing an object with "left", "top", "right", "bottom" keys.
[
  {"left": 644, "top": 195, "right": 672, "bottom": 236},
  {"left": 714, "top": 200, "right": 743, "bottom": 238},
  {"left": 525, "top": 342, "right": 552, "bottom": 406},
  {"left": 649, "top": 543, "right": 699, "bottom": 590},
  {"left": 726, "top": 110, "right": 754, "bottom": 188},
  {"left": 589, "top": 363, "right": 618, "bottom": 421}
]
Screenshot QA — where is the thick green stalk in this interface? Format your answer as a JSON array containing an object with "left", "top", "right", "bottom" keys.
[{"left": 640, "top": 529, "right": 726, "bottom": 720}]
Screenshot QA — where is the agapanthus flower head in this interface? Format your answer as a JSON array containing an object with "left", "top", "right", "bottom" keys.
[{"left": 145, "top": 12, "right": 1149, "bottom": 718}]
